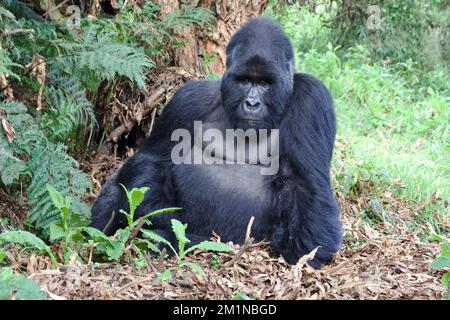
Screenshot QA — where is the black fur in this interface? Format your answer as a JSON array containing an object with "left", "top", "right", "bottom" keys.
[{"left": 91, "top": 17, "right": 342, "bottom": 268}]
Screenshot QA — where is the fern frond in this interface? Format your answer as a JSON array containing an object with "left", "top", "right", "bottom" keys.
[{"left": 54, "top": 29, "right": 154, "bottom": 88}]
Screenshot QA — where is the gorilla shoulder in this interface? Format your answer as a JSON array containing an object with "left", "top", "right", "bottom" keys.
[
  {"left": 162, "top": 79, "right": 221, "bottom": 115},
  {"left": 292, "top": 73, "right": 334, "bottom": 110}
]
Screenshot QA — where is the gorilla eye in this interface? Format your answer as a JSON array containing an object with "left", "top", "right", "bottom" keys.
[
  {"left": 240, "top": 78, "right": 251, "bottom": 87},
  {"left": 259, "top": 80, "right": 269, "bottom": 87}
]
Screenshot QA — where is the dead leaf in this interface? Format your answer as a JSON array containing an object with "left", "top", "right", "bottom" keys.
[{"left": 1, "top": 118, "right": 16, "bottom": 143}]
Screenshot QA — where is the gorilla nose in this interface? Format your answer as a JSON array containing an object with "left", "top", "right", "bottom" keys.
[{"left": 244, "top": 98, "right": 261, "bottom": 111}]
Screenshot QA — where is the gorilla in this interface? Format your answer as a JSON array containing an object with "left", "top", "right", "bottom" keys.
[{"left": 91, "top": 17, "right": 342, "bottom": 268}]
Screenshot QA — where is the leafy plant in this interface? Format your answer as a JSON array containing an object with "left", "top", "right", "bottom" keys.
[
  {"left": 155, "top": 219, "right": 233, "bottom": 282},
  {"left": 46, "top": 184, "right": 180, "bottom": 264},
  {"left": 0, "top": 230, "right": 58, "bottom": 268},
  {"left": 0, "top": 268, "right": 46, "bottom": 300},
  {"left": 0, "top": 101, "right": 92, "bottom": 236},
  {"left": 54, "top": 25, "right": 154, "bottom": 89},
  {"left": 47, "top": 184, "right": 91, "bottom": 262},
  {"left": 430, "top": 234, "right": 450, "bottom": 299}
]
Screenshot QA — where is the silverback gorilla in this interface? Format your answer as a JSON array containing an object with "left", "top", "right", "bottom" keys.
[{"left": 91, "top": 17, "right": 342, "bottom": 268}]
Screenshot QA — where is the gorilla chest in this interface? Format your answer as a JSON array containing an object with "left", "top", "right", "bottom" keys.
[{"left": 172, "top": 162, "right": 273, "bottom": 237}]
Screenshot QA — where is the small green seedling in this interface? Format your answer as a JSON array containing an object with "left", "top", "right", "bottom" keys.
[
  {"left": 155, "top": 219, "right": 234, "bottom": 282},
  {"left": 47, "top": 185, "right": 90, "bottom": 262}
]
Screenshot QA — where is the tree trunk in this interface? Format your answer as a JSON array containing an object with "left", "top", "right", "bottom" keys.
[{"left": 156, "top": 0, "right": 270, "bottom": 75}]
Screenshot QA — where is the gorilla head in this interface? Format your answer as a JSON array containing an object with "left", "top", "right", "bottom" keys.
[{"left": 221, "top": 17, "right": 295, "bottom": 130}]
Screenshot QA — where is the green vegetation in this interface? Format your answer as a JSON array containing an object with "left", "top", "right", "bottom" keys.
[
  {"left": 0, "top": 267, "right": 46, "bottom": 300},
  {"left": 0, "top": 0, "right": 448, "bottom": 299},
  {"left": 155, "top": 219, "right": 233, "bottom": 282},
  {"left": 279, "top": 3, "right": 449, "bottom": 232}
]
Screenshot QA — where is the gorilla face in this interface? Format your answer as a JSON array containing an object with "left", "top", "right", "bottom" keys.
[{"left": 220, "top": 20, "right": 295, "bottom": 130}]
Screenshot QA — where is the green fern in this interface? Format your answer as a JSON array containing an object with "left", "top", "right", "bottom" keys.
[
  {"left": 166, "top": 5, "right": 215, "bottom": 30},
  {"left": 0, "top": 101, "right": 92, "bottom": 236},
  {"left": 54, "top": 26, "right": 154, "bottom": 89}
]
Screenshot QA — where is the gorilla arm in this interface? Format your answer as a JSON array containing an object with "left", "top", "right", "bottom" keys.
[
  {"left": 90, "top": 80, "right": 221, "bottom": 235},
  {"left": 269, "top": 73, "right": 342, "bottom": 268}
]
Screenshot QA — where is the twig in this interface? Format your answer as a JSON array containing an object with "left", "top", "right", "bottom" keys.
[
  {"left": 0, "top": 29, "right": 34, "bottom": 37},
  {"left": 156, "top": 248, "right": 167, "bottom": 272},
  {"left": 94, "top": 88, "right": 165, "bottom": 160},
  {"left": 102, "top": 210, "right": 116, "bottom": 234},
  {"left": 125, "top": 217, "right": 146, "bottom": 247},
  {"left": 114, "top": 277, "right": 153, "bottom": 296},
  {"left": 224, "top": 216, "right": 255, "bottom": 268},
  {"left": 106, "top": 88, "right": 165, "bottom": 143},
  {"left": 168, "top": 278, "right": 194, "bottom": 288}
]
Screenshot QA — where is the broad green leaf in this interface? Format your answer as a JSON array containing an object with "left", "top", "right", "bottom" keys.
[
  {"left": 120, "top": 184, "right": 149, "bottom": 216},
  {"left": 181, "top": 261, "right": 205, "bottom": 277},
  {"left": 81, "top": 227, "right": 110, "bottom": 242},
  {"left": 0, "top": 231, "right": 58, "bottom": 268},
  {"left": 442, "top": 272, "right": 450, "bottom": 288},
  {"left": 115, "top": 228, "right": 132, "bottom": 243},
  {"left": 49, "top": 224, "right": 65, "bottom": 242},
  {"left": 0, "top": 268, "right": 47, "bottom": 300},
  {"left": 144, "top": 241, "right": 161, "bottom": 253},
  {"left": 0, "top": 250, "right": 6, "bottom": 263},
  {"left": 105, "top": 241, "right": 125, "bottom": 261},
  {"left": 431, "top": 256, "right": 450, "bottom": 269},
  {"left": 157, "top": 268, "right": 173, "bottom": 283},
  {"left": 140, "top": 229, "right": 170, "bottom": 245},
  {"left": 130, "top": 187, "right": 149, "bottom": 212},
  {"left": 440, "top": 242, "right": 450, "bottom": 257},
  {"left": 46, "top": 185, "right": 69, "bottom": 210},
  {"left": 186, "top": 241, "right": 234, "bottom": 255}
]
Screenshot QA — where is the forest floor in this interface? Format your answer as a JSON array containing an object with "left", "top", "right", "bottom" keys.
[{"left": 4, "top": 155, "right": 447, "bottom": 300}]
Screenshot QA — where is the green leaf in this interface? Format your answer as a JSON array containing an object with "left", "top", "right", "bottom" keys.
[
  {"left": 157, "top": 268, "right": 173, "bottom": 283},
  {"left": 442, "top": 272, "right": 450, "bottom": 288},
  {"left": 140, "top": 229, "right": 170, "bottom": 245},
  {"left": 49, "top": 224, "right": 65, "bottom": 242},
  {"left": 120, "top": 184, "right": 149, "bottom": 216},
  {"left": 0, "top": 250, "right": 6, "bottom": 263},
  {"left": 181, "top": 261, "right": 205, "bottom": 277},
  {"left": 431, "top": 256, "right": 450, "bottom": 269},
  {"left": 171, "top": 219, "right": 189, "bottom": 245},
  {"left": 142, "top": 207, "right": 182, "bottom": 219},
  {"left": 46, "top": 185, "right": 69, "bottom": 210},
  {"left": 232, "top": 292, "right": 255, "bottom": 300},
  {"left": 0, "top": 268, "right": 47, "bottom": 300},
  {"left": 185, "top": 241, "right": 234, "bottom": 255},
  {"left": 0, "top": 231, "right": 58, "bottom": 268},
  {"left": 81, "top": 227, "right": 110, "bottom": 242},
  {"left": 143, "top": 240, "right": 161, "bottom": 253},
  {"left": 440, "top": 242, "right": 450, "bottom": 257},
  {"left": 104, "top": 241, "right": 125, "bottom": 261}
]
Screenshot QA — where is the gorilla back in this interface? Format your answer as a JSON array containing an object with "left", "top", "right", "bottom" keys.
[{"left": 91, "top": 17, "right": 342, "bottom": 268}]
